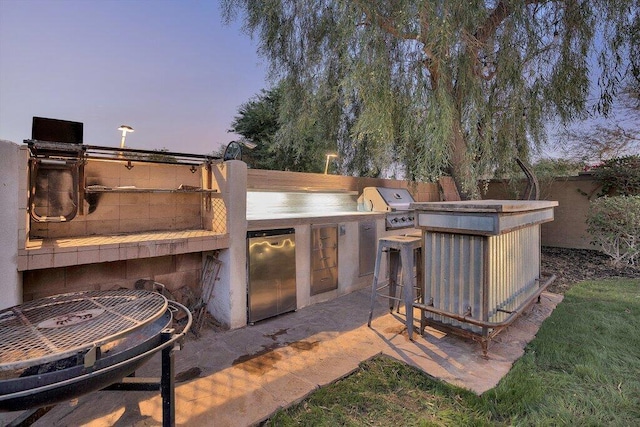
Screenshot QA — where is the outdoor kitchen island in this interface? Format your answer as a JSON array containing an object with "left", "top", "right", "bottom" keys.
[
  {"left": 247, "top": 208, "right": 390, "bottom": 315},
  {"left": 244, "top": 183, "right": 429, "bottom": 322},
  {"left": 409, "top": 200, "right": 558, "bottom": 355}
]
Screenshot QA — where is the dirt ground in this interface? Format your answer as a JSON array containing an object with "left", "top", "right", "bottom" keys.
[{"left": 542, "top": 247, "right": 640, "bottom": 294}]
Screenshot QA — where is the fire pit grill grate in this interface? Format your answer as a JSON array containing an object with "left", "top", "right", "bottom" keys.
[{"left": 0, "top": 290, "right": 167, "bottom": 372}]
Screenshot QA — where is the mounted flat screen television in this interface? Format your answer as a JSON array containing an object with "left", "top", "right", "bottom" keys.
[{"left": 32, "top": 117, "right": 83, "bottom": 144}]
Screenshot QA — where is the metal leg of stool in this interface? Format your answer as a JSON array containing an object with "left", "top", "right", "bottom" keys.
[
  {"left": 415, "top": 247, "right": 424, "bottom": 335},
  {"left": 401, "top": 244, "right": 415, "bottom": 340},
  {"left": 388, "top": 249, "right": 400, "bottom": 312},
  {"left": 398, "top": 247, "right": 422, "bottom": 314},
  {"left": 396, "top": 267, "right": 403, "bottom": 313},
  {"left": 368, "top": 242, "right": 385, "bottom": 327}
]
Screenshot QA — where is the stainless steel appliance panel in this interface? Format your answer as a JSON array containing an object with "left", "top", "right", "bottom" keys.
[
  {"left": 311, "top": 226, "right": 338, "bottom": 249},
  {"left": 357, "top": 187, "right": 416, "bottom": 229},
  {"left": 358, "top": 220, "right": 377, "bottom": 276},
  {"left": 311, "top": 251, "right": 338, "bottom": 270},
  {"left": 310, "top": 225, "right": 338, "bottom": 296},
  {"left": 247, "top": 229, "right": 297, "bottom": 323},
  {"left": 311, "top": 266, "right": 338, "bottom": 295}
]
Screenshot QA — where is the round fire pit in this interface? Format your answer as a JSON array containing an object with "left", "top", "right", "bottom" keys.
[{"left": 0, "top": 289, "right": 191, "bottom": 412}]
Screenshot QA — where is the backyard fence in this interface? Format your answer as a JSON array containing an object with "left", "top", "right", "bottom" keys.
[{"left": 483, "top": 173, "right": 601, "bottom": 250}]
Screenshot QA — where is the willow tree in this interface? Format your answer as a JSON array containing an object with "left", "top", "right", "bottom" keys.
[{"left": 222, "top": 1, "right": 638, "bottom": 198}]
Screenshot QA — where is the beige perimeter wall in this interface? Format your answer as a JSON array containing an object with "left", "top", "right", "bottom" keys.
[
  {"left": 484, "top": 174, "right": 601, "bottom": 249},
  {"left": 249, "top": 169, "right": 605, "bottom": 250}
]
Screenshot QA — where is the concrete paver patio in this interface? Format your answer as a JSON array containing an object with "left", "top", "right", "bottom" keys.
[{"left": 1, "top": 288, "right": 562, "bottom": 426}]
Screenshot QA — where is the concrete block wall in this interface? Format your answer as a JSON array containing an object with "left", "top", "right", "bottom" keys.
[
  {"left": 484, "top": 175, "right": 601, "bottom": 249},
  {"left": 22, "top": 252, "right": 204, "bottom": 303}
]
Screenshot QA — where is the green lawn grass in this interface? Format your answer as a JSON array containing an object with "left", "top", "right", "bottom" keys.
[{"left": 267, "top": 279, "right": 640, "bottom": 426}]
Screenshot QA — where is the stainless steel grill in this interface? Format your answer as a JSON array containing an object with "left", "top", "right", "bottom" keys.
[
  {"left": 357, "top": 187, "right": 416, "bottom": 230},
  {"left": 0, "top": 290, "right": 167, "bottom": 372}
]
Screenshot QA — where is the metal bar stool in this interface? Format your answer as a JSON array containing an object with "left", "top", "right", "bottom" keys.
[{"left": 367, "top": 235, "right": 422, "bottom": 340}]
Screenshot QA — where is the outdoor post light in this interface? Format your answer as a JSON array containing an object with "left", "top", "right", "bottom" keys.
[
  {"left": 118, "top": 125, "right": 134, "bottom": 148},
  {"left": 324, "top": 153, "right": 338, "bottom": 175}
]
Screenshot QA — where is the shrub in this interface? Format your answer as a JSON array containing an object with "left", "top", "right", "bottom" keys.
[
  {"left": 586, "top": 196, "right": 640, "bottom": 267},
  {"left": 533, "top": 158, "right": 586, "bottom": 178},
  {"left": 592, "top": 155, "right": 640, "bottom": 196}
]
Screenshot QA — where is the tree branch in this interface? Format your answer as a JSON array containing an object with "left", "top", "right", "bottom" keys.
[
  {"left": 472, "top": 1, "right": 549, "bottom": 79},
  {"left": 353, "top": 1, "right": 440, "bottom": 89},
  {"left": 476, "top": 0, "right": 548, "bottom": 43},
  {"left": 353, "top": 0, "right": 420, "bottom": 41}
]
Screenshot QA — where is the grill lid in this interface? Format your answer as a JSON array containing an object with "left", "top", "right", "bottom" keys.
[
  {"left": 357, "top": 187, "right": 415, "bottom": 212},
  {"left": 0, "top": 290, "right": 167, "bottom": 372}
]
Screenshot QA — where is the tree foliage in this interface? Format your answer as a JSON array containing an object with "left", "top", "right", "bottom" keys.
[
  {"left": 229, "top": 83, "right": 334, "bottom": 172},
  {"left": 223, "top": 0, "right": 638, "bottom": 198},
  {"left": 533, "top": 158, "right": 585, "bottom": 178},
  {"left": 230, "top": 83, "right": 384, "bottom": 175},
  {"left": 592, "top": 155, "right": 640, "bottom": 197},
  {"left": 229, "top": 85, "right": 282, "bottom": 170},
  {"left": 587, "top": 195, "right": 640, "bottom": 267}
]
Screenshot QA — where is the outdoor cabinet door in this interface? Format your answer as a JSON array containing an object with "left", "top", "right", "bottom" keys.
[
  {"left": 358, "top": 219, "right": 377, "bottom": 276},
  {"left": 310, "top": 225, "right": 338, "bottom": 296},
  {"left": 247, "top": 230, "right": 296, "bottom": 323}
]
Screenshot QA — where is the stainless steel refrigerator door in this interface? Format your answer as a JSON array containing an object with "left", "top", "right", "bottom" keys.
[{"left": 247, "top": 232, "right": 297, "bottom": 323}]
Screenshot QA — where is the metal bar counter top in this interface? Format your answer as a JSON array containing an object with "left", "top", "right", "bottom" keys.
[{"left": 408, "top": 200, "right": 558, "bottom": 356}]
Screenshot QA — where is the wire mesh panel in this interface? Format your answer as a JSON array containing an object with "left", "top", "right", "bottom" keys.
[{"left": 211, "top": 198, "right": 227, "bottom": 233}]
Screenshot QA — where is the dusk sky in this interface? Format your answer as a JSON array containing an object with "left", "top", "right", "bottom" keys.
[{"left": 0, "top": 0, "right": 269, "bottom": 155}]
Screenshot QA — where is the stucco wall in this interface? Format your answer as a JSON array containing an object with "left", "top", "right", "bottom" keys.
[
  {"left": 210, "top": 160, "right": 247, "bottom": 329},
  {"left": 0, "top": 140, "right": 23, "bottom": 309},
  {"left": 247, "top": 168, "right": 440, "bottom": 202},
  {"left": 484, "top": 175, "right": 601, "bottom": 249}
]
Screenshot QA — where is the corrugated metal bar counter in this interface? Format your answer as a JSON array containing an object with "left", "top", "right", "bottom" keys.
[{"left": 410, "top": 200, "right": 558, "bottom": 356}]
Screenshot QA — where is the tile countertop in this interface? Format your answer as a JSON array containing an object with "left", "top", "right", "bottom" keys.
[
  {"left": 410, "top": 200, "right": 559, "bottom": 213},
  {"left": 18, "top": 230, "right": 229, "bottom": 271}
]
